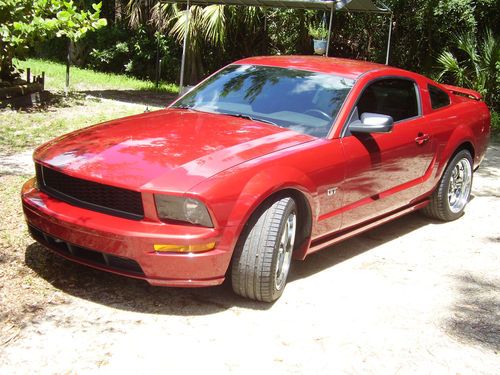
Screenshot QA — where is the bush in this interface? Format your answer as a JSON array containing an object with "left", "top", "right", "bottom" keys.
[
  {"left": 491, "top": 111, "right": 500, "bottom": 136},
  {"left": 85, "top": 25, "right": 181, "bottom": 83},
  {"left": 34, "top": 24, "right": 181, "bottom": 84}
]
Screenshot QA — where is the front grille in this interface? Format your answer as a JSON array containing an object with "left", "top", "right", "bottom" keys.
[
  {"left": 36, "top": 164, "right": 144, "bottom": 220},
  {"left": 28, "top": 224, "right": 145, "bottom": 276}
]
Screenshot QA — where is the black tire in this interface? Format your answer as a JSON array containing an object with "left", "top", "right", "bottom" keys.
[
  {"left": 422, "top": 149, "right": 473, "bottom": 221},
  {"left": 231, "top": 197, "right": 297, "bottom": 302}
]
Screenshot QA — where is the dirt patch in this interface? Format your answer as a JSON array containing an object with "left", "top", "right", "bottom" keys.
[{"left": 0, "top": 143, "right": 499, "bottom": 373}]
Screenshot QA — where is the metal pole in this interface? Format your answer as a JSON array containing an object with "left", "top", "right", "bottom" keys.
[
  {"left": 155, "top": 30, "right": 160, "bottom": 88},
  {"left": 385, "top": 13, "right": 393, "bottom": 65},
  {"left": 326, "top": 3, "right": 334, "bottom": 56},
  {"left": 179, "top": 0, "right": 190, "bottom": 92}
]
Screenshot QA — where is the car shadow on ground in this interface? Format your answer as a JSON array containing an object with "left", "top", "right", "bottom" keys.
[
  {"left": 25, "top": 211, "right": 437, "bottom": 316},
  {"left": 289, "top": 212, "right": 435, "bottom": 282},
  {"left": 445, "top": 273, "right": 500, "bottom": 352}
]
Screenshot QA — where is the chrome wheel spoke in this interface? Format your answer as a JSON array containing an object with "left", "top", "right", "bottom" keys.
[
  {"left": 447, "top": 158, "right": 472, "bottom": 213},
  {"left": 275, "top": 212, "right": 296, "bottom": 291}
]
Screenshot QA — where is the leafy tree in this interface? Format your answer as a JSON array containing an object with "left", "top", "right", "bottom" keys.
[
  {"left": 0, "top": 0, "right": 106, "bottom": 89},
  {"left": 54, "top": 1, "right": 107, "bottom": 94},
  {"left": 436, "top": 29, "right": 500, "bottom": 110}
]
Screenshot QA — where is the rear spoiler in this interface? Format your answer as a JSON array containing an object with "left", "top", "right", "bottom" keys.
[{"left": 441, "top": 84, "right": 482, "bottom": 100}]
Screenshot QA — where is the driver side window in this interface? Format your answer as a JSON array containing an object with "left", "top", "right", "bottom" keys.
[{"left": 356, "top": 78, "right": 419, "bottom": 122}]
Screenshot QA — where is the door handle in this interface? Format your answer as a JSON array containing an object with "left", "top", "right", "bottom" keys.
[{"left": 415, "top": 133, "right": 430, "bottom": 145}]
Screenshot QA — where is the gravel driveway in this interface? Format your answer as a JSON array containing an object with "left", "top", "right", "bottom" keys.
[{"left": 1, "top": 143, "right": 499, "bottom": 374}]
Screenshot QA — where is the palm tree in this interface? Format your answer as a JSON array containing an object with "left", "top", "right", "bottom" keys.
[
  {"left": 436, "top": 29, "right": 499, "bottom": 109},
  {"left": 168, "top": 4, "right": 267, "bottom": 84},
  {"left": 125, "top": 1, "right": 268, "bottom": 84}
]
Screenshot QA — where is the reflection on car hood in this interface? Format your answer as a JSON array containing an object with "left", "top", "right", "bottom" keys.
[{"left": 34, "top": 109, "right": 314, "bottom": 193}]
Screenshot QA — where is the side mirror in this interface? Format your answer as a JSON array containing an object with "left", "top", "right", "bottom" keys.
[{"left": 349, "top": 112, "right": 394, "bottom": 134}]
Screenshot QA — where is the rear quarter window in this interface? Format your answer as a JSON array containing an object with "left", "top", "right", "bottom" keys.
[{"left": 429, "top": 84, "right": 451, "bottom": 109}]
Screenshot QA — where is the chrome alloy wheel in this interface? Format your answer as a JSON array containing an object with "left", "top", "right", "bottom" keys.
[
  {"left": 448, "top": 157, "right": 472, "bottom": 213},
  {"left": 275, "top": 212, "right": 296, "bottom": 290}
]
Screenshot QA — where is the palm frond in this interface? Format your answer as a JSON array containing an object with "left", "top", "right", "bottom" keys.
[
  {"left": 436, "top": 50, "right": 467, "bottom": 87},
  {"left": 480, "top": 29, "right": 500, "bottom": 73},
  {"left": 169, "top": 6, "right": 203, "bottom": 51},
  {"left": 201, "top": 5, "right": 226, "bottom": 47},
  {"left": 151, "top": 2, "right": 177, "bottom": 31},
  {"left": 126, "top": 0, "right": 150, "bottom": 28}
]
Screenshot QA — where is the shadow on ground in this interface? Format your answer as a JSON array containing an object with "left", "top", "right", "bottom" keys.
[
  {"left": 445, "top": 274, "right": 500, "bottom": 352},
  {"left": 2, "top": 89, "right": 176, "bottom": 111},
  {"left": 81, "top": 90, "right": 177, "bottom": 108},
  {"left": 290, "top": 212, "right": 435, "bottom": 281},
  {"left": 25, "top": 212, "right": 434, "bottom": 315}
]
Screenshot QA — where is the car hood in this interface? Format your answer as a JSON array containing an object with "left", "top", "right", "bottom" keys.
[{"left": 34, "top": 109, "right": 314, "bottom": 193}]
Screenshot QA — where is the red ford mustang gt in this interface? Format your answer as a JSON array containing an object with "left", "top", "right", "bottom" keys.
[{"left": 22, "top": 56, "right": 491, "bottom": 302}]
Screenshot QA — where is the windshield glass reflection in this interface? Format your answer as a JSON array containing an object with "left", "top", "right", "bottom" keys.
[{"left": 172, "top": 64, "right": 354, "bottom": 138}]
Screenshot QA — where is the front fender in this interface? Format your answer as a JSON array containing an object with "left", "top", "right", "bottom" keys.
[
  {"left": 226, "top": 164, "right": 317, "bottom": 228},
  {"left": 190, "top": 163, "right": 318, "bottom": 257},
  {"left": 223, "top": 164, "right": 318, "bottom": 260}
]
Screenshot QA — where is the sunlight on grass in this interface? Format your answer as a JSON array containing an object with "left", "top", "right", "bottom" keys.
[
  {"left": 0, "top": 96, "right": 161, "bottom": 153},
  {"left": 15, "top": 58, "right": 179, "bottom": 94}
]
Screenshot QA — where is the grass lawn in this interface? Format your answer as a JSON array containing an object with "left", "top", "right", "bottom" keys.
[
  {"left": 0, "top": 59, "right": 179, "bottom": 154},
  {"left": 15, "top": 58, "right": 179, "bottom": 94},
  {"left": 0, "top": 96, "right": 159, "bottom": 154}
]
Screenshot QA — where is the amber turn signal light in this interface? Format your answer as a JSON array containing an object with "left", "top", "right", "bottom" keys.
[{"left": 153, "top": 242, "right": 216, "bottom": 253}]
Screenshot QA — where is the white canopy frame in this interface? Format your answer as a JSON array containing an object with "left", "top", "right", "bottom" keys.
[{"left": 163, "top": 0, "right": 392, "bottom": 88}]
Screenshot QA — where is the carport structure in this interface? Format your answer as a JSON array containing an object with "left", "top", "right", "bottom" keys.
[{"left": 163, "top": 0, "right": 392, "bottom": 88}]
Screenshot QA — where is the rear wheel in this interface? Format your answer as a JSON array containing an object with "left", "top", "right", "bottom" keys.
[
  {"left": 422, "top": 149, "right": 473, "bottom": 221},
  {"left": 231, "top": 197, "right": 297, "bottom": 302}
]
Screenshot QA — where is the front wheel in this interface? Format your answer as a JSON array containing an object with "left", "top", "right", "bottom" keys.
[
  {"left": 422, "top": 149, "right": 473, "bottom": 221},
  {"left": 231, "top": 197, "right": 297, "bottom": 302}
]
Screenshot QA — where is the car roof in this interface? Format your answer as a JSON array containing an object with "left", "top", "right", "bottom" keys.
[{"left": 233, "top": 55, "right": 393, "bottom": 80}]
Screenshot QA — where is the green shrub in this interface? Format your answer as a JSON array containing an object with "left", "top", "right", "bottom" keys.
[
  {"left": 491, "top": 111, "right": 500, "bottom": 136},
  {"left": 34, "top": 24, "right": 181, "bottom": 84},
  {"left": 436, "top": 29, "right": 499, "bottom": 112},
  {"left": 86, "top": 25, "right": 181, "bottom": 83}
]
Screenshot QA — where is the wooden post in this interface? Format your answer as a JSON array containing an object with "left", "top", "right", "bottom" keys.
[
  {"left": 42, "top": 72, "right": 45, "bottom": 91},
  {"left": 27, "top": 68, "right": 31, "bottom": 84},
  {"left": 65, "top": 39, "right": 71, "bottom": 96}
]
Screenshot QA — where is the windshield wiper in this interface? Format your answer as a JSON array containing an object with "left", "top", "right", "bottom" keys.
[
  {"left": 171, "top": 104, "right": 194, "bottom": 110},
  {"left": 223, "top": 113, "right": 279, "bottom": 127}
]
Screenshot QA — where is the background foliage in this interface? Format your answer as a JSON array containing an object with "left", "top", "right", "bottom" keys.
[
  {"left": 6, "top": 0, "right": 500, "bottom": 115},
  {"left": 0, "top": 0, "right": 106, "bottom": 80}
]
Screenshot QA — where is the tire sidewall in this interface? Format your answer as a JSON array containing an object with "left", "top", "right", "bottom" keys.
[{"left": 268, "top": 198, "right": 297, "bottom": 300}]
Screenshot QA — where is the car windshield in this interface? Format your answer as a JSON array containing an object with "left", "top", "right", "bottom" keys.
[{"left": 171, "top": 64, "right": 355, "bottom": 138}]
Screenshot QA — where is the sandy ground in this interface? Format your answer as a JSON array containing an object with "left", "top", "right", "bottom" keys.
[{"left": 0, "top": 143, "right": 498, "bottom": 374}]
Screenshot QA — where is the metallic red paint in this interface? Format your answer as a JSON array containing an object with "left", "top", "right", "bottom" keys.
[{"left": 22, "top": 56, "right": 490, "bottom": 287}]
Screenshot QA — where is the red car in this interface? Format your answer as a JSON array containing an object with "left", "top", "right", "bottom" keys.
[{"left": 22, "top": 56, "right": 490, "bottom": 302}]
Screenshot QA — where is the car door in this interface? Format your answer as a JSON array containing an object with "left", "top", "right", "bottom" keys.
[{"left": 339, "top": 77, "right": 434, "bottom": 229}]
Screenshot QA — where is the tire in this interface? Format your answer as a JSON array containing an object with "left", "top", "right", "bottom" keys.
[
  {"left": 231, "top": 197, "right": 297, "bottom": 302},
  {"left": 422, "top": 149, "right": 473, "bottom": 221}
]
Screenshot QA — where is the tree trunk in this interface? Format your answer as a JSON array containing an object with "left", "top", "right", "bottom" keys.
[{"left": 115, "top": 0, "right": 122, "bottom": 22}]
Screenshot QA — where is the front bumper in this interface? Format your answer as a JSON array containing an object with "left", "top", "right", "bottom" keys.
[{"left": 21, "top": 178, "right": 235, "bottom": 287}]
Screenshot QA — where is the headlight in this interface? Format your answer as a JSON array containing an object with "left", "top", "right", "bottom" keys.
[{"left": 154, "top": 195, "right": 213, "bottom": 227}]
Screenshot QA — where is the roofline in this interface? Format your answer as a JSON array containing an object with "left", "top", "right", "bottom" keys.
[{"left": 233, "top": 55, "right": 392, "bottom": 79}]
